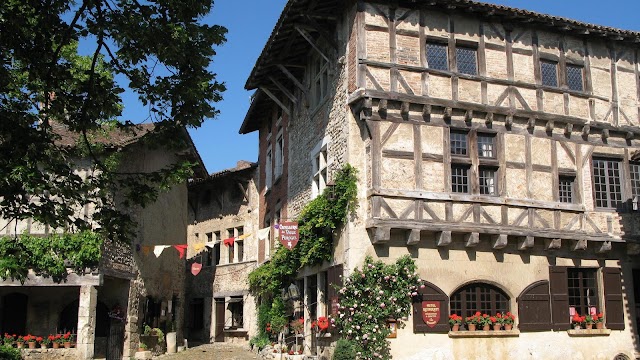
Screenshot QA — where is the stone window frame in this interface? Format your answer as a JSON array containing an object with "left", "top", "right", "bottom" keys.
[
  {"left": 311, "top": 136, "right": 332, "bottom": 199},
  {"left": 449, "top": 128, "right": 500, "bottom": 196},
  {"left": 226, "top": 296, "right": 244, "bottom": 330}
]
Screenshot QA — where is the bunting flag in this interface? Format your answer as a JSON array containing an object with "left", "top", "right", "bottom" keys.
[
  {"left": 257, "top": 227, "right": 271, "bottom": 240},
  {"left": 141, "top": 246, "right": 153, "bottom": 256},
  {"left": 154, "top": 245, "right": 170, "bottom": 258},
  {"left": 191, "top": 262, "right": 203, "bottom": 276},
  {"left": 193, "top": 243, "right": 206, "bottom": 253},
  {"left": 223, "top": 237, "right": 235, "bottom": 247},
  {"left": 204, "top": 241, "right": 217, "bottom": 248},
  {"left": 238, "top": 233, "right": 251, "bottom": 240},
  {"left": 173, "top": 245, "right": 188, "bottom": 259}
]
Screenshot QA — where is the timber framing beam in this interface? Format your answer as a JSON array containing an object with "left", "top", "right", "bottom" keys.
[
  {"left": 295, "top": 26, "right": 330, "bottom": 63},
  {"left": 260, "top": 87, "right": 291, "bottom": 116},
  {"left": 277, "top": 64, "right": 307, "bottom": 94}
]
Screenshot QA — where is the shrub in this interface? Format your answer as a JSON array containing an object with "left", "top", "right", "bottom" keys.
[
  {"left": 0, "top": 344, "right": 21, "bottom": 360},
  {"left": 249, "top": 333, "right": 270, "bottom": 351},
  {"left": 332, "top": 339, "right": 356, "bottom": 360}
]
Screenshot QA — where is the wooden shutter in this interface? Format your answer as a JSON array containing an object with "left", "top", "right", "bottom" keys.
[
  {"left": 549, "top": 266, "right": 570, "bottom": 330},
  {"left": 603, "top": 267, "right": 625, "bottom": 330},
  {"left": 517, "top": 281, "right": 552, "bottom": 331},
  {"left": 412, "top": 282, "right": 449, "bottom": 333}
]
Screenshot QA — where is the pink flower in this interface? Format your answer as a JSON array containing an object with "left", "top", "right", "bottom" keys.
[{"left": 380, "top": 303, "right": 386, "bottom": 308}]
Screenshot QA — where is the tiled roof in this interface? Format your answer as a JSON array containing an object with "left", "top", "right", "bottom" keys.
[{"left": 52, "top": 122, "right": 155, "bottom": 148}]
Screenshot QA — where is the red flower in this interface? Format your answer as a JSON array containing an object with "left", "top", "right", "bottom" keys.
[
  {"left": 317, "top": 317, "right": 329, "bottom": 331},
  {"left": 36, "top": 337, "right": 43, "bottom": 342},
  {"left": 298, "top": 317, "right": 304, "bottom": 325},
  {"left": 490, "top": 317, "right": 497, "bottom": 323}
]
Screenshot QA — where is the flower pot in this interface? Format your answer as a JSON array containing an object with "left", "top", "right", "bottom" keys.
[
  {"left": 482, "top": 325, "right": 490, "bottom": 331},
  {"left": 53, "top": 342, "right": 60, "bottom": 349},
  {"left": 596, "top": 322, "right": 604, "bottom": 329},
  {"left": 467, "top": 324, "right": 476, "bottom": 331},
  {"left": 504, "top": 324, "right": 513, "bottom": 331},
  {"left": 573, "top": 325, "right": 581, "bottom": 330},
  {"left": 41, "top": 344, "right": 47, "bottom": 349},
  {"left": 451, "top": 324, "right": 460, "bottom": 332},
  {"left": 585, "top": 324, "right": 593, "bottom": 330},
  {"left": 16, "top": 342, "right": 24, "bottom": 349},
  {"left": 138, "top": 348, "right": 146, "bottom": 352},
  {"left": 28, "top": 341, "right": 36, "bottom": 349},
  {"left": 64, "top": 341, "right": 71, "bottom": 348},
  {"left": 493, "top": 324, "right": 502, "bottom": 331}
]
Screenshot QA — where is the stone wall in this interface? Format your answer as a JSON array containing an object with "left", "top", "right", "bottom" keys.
[{"left": 20, "top": 349, "right": 79, "bottom": 360}]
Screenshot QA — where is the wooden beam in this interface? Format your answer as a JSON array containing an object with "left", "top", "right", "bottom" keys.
[
  {"left": 465, "top": 232, "right": 480, "bottom": 247},
  {"left": 269, "top": 76, "right": 297, "bottom": 104},
  {"left": 486, "top": 112, "right": 494, "bottom": 126},
  {"left": 295, "top": 26, "right": 330, "bottom": 63},
  {"left": 299, "top": 16, "right": 338, "bottom": 50},
  {"left": 406, "top": 229, "right": 421, "bottom": 245},
  {"left": 259, "top": 87, "right": 290, "bottom": 116},
  {"left": 437, "top": 231, "right": 452, "bottom": 247},
  {"left": 545, "top": 238, "right": 562, "bottom": 250},
  {"left": 596, "top": 241, "right": 612, "bottom": 253},
  {"left": 465, "top": 109, "right": 474, "bottom": 124},
  {"left": 277, "top": 64, "right": 307, "bottom": 94},
  {"left": 492, "top": 234, "right": 508, "bottom": 249},
  {"left": 602, "top": 129, "right": 610, "bottom": 141},
  {"left": 443, "top": 107, "right": 452, "bottom": 121},
  {"left": 572, "top": 239, "right": 588, "bottom": 251},
  {"left": 518, "top": 236, "right": 534, "bottom": 250},
  {"left": 401, "top": 101, "right": 410, "bottom": 117},
  {"left": 370, "top": 226, "right": 391, "bottom": 244},
  {"left": 565, "top": 123, "right": 573, "bottom": 137}
]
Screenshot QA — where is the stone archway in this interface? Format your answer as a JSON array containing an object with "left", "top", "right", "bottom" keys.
[{"left": 59, "top": 299, "right": 109, "bottom": 335}]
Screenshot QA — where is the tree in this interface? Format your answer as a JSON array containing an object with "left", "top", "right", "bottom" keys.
[{"left": 0, "top": 1, "right": 226, "bottom": 243}]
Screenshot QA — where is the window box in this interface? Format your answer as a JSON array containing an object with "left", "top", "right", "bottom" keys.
[
  {"left": 448, "top": 329, "right": 520, "bottom": 338},
  {"left": 567, "top": 329, "right": 611, "bottom": 337}
]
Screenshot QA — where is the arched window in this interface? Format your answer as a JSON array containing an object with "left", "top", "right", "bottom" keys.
[{"left": 450, "top": 283, "right": 509, "bottom": 317}]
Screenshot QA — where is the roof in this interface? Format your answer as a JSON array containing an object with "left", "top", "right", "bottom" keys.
[
  {"left": 53, "top": 121, "right": 208, "bottom": 179},
  {"left": 241, "top": 0, "right": 640, "bottom": 134},
  {"left": 190, "top": 160, "right": 257, "bottom": 186}
]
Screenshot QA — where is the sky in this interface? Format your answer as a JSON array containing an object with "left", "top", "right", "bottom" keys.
[{"left": 120, "top": 0, "right": 640, "bottom": 174}]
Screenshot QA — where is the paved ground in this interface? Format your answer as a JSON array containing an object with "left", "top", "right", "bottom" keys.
[{"left": 159, "top": 343, "right": 258, "bottom": 360}]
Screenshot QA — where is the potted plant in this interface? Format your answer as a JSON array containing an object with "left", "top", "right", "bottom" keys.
[
  {"left": 141, "top": 325, "right": 163, "bottom": 352},
  {"left": 16, "top": 335, "right": 24, "bottom": 348},
  {"left": 138, "top": 342, "right": 148, "bottom": 352},
  {"left": 478, "top": 314, "right": 492, "bottom": 331},
  {"left": 594, "top": 313, "right": 605, "bottom": 329},
  {"left": 490, "top": 315, "right": 501, "bottom": 331},
  {"left": 3, "top": 333, "right": 15, "bottom": 347},
  {"left": 40, "top": 336, "right": 51, "bottom": 349},
  {"left": 502, "top": 312, "right": 516, "bottom": 331},
  {"left": 571, "top": 314, "right": 585, "bottom": 330},
  {"left": 584, "top": 314, "right": 596, "bottom": 330},
  {"left": 448, "top": 314, "right": 463, "bottom": 331},
  {"left": 25, "top": 334, "right": 36, "bottom": 349},
  {"left": 52, "top": 335, "right": 63, "bottom": 349},
  {"left": 62, "top": 332, "right": 74, "bottom": 348},
  {"left": 465, "top": 312, "right": 481, "bottom": 331}
]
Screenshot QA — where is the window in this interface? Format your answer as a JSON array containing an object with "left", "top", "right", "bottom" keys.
[
  {"left": 568, "top": 268, "right": 598, "bottom": 317},
  {"left": 189, "top": 298, "right": 204, "bottom": 330},
  {"left": 227, "top": 228, "right": 234, "bottom": 264},
  {"left": 227, "top": 297, "right": 243, "bottom": 329},
  {"left": 310, "top": 53, "right": 329, "bottom": 107},
  {"left": 451, "top": 165, "right": 470, "bottom": 193},
  {"left": 265, "top": 149, "right": 272, "bottom": 190},
  {"left": 456, "top": 47, "right": 477, "bottom": 75},
  {"left": 566, "top": 64, "right": 584, "bottom": 92},
  {"left": 479, "top": 167, "right": 497, "bottom": 195},
  {"left": 275, "top": 131, "right": 284, "bottom": 179},
  {"left": 236, "top": 227, "right": 244, "bottom": 262},
  {"left": 477, "top": 134, "right": 495, "bottom": 159},
  {"left": 450, "top": 131, "right": 468, "bottom": 156},
  {"left": 630, "top": 163, "right": 640, "bottom": 198},
  {"left": 541, "top": 60, "right": 558, "bottom": 87},
  {"left": 592, "top": 158, "right": 622, "bottom": 208},
  {"left": 213, "top": 242, "right": 220, "bottom": 265},
  {"left": 450, "top": 283, "right": 509, "bottom": 318},
  {"left": 312, "top": 143, "right": 329, "bottom": 199},
  {"left": 426, "top": 42, "right": 448, "bottom": 71},
  {"left": 559, "top": 176, "right": 575, "bottom": 203}
]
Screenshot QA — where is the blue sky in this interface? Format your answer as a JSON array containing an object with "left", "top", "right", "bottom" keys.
[{"left": 119, "top": 0, "right": 640, "bottom": 174}]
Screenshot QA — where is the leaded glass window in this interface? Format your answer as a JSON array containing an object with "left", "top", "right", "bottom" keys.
[
  {"left": 592, "top": 158, "right": 622, "bottom": 208},
  {"left": 477, "top": 134, "right": 495, "bottom": 158},
  {"left": 559, "top": 176, "right": 575, "bottom": 203},
  {"left": 631, "top": 163, "right": 640, "bottom": 198},
  {"left": 541, "top": 60, "right": 558, "bottom": 87},
  {"left": 426, "top": 42, "right": 448, "bottom": 71},
  {"left": 456, "top": 47, "right": 477, "bottom": 75},
  {"left": 566, "top": 64, "right": 584, "bottom": 92},
  {"left": 450, "top": 132, "right": 468, "bottom": 156},
  {"left": 451, "top": 165, "right": 469, "bottom": 193},
  {"left": 479, "top": 167, "right": 497, "bottom": 195}
]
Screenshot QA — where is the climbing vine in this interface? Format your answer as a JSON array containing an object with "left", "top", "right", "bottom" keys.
[
  {"left": 0, "top": 231, "right": 103, "bottom": 283},
  {"left": 248, "top": 164, "right": 358, "bottom": 298},
  {"left": 335, "top": 256, "right": 424, "bottom": 360}
]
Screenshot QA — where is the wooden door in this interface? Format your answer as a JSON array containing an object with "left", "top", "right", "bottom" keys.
[
  {"left": 214, "top": 300, "right": 225, "bottom": 342},
  {"left": 106, "top": 319, "right": 124, "bottom": 360}
]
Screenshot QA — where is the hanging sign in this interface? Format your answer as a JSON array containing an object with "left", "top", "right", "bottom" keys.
[
  {"left": 279, "top": 222, "right": 299, "bottom": 250},
  {"left": 191, "top": 262, "right": 203, "bottom": 276},
  {"left": 421, "top": 301, "right": 441, "bottom": 328}
]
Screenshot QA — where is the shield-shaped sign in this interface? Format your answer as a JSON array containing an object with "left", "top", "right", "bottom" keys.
[
  {"left": 421, "top": 301, "right": 441, "bottom": 328},
  {"left": 191, "top": 262, "right": 202, "bottom": 276},
  {"left": 278, "top": 222, "right": 299, "bottom": 250}
]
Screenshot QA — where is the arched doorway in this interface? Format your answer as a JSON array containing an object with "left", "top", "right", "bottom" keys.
[
  {"left": 2, "top": 293, "right": 28, "bottom": 335},
  {"left": 59, "top": 300, "right": 109, "bottom": 335}
]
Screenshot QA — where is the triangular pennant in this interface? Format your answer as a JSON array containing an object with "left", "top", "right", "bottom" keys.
[
  {"left": 223, "top": 237, "right": 235, "bottom": 246},
  {"left": 193, "top": 243, "right": 206, "bottom": 253},
  {"left": 154, "top": 245, "right": 170, "bottom": 258},
  {"left": 173, "top": 245, "right": 188, "bottom": 259},
  {"left": 257, "top": 227, "right": 271, "bottom": 240},
  {"left": 142, "top": 246, "right": 152, "bottom": 256}
]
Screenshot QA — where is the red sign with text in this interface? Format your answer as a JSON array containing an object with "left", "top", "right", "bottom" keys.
[
  {"left": 421, "top": 301, "right": 441, "bottom": 328},
  {"left": 279, "top": 222, "right": 299, "bottom": 250}
]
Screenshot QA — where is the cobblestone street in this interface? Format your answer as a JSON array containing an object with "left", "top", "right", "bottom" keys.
[{"left": 158, "top": 343, "right": 258, "bottom": 360}]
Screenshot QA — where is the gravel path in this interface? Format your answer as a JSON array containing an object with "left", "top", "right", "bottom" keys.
[{"left": 158, "top": 343, "right": 258, "bottom": 360}]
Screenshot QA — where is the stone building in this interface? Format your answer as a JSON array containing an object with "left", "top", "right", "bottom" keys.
[
  {"left": 0, "top": 124, "right": 205, "bottom": 359},
  {"left": 241, "top": 0, "right": 640, "bottom": 359},
  {"left": 185, "top": 161, "right": 259, "bottom": 345}
]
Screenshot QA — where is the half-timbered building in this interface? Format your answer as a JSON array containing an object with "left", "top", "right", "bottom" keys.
[{"left": 241, "top": 0, "right": 640, "bottom": 358}]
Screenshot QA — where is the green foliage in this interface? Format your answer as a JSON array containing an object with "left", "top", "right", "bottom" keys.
[
  {"left": 248, "top": 333, "right": 270, "bottom": 351},
  {"left": 0, "top": 231, "right": 103, "bottom": 282},
  {"left": 248, "top": 164, "right": 358, "bottom": 298},
  {"left": 332, "top": 339, "right": 356, "bottom": 360},
  {"left": 336, "top": 256, "right": 424, "bottom": 360},
  {"left": 0, "top": 0, "right": 227, "bottom": 243},
  {"left": 0, "top": 344, "right": 21, "bottom": 360}
]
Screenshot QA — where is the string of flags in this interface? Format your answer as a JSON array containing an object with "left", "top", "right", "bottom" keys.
[{"left": 136, "top": 222, "right": 299, "bottom": 276}]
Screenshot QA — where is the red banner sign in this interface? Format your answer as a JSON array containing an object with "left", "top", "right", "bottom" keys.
[
  {"left": 421, "top": 301, "right": 440, "bottom": 328},
  {"left": 191, "top": 262, "right": 202, "bottom": 276},
  {"left": 279, "top": 222, "right": 299, "bottom": 250}
]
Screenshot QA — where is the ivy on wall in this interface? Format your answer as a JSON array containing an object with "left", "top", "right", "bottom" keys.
[
  {"left": 248, "top": 164, "right": 358, "bottom": 299},
  {"left": 0, "top": 231, "right": 103, "bottom": 282},
  {"left": 336, "top": 256, "right": 424, "bottom": 360}
]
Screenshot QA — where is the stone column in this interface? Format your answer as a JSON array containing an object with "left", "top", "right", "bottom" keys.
[{"left": 77, "top": 285, "right": 97, "bottom": 360}]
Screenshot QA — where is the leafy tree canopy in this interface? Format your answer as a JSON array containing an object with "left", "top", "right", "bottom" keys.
[{"left": 0, "top": 0, "right": 227, "bottom": 241}]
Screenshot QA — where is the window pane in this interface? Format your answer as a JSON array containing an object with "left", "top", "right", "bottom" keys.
[
  {"left": 451, "top": 283, "right": 510, "bottom": 319},
  {"left": 566, "top": 65, "right": 584, "bottom": 91},
  {"left": 451, "top": 165, "right": 469, "bottom": 193},
  {"left": 426, "top": 42, "right": 448, "bottom": 71},
  {"left": 477, "top": 134, "right": 495, "bottom": 158},
  {"left": 479, "top": 167, "right": 497, "bottom": 195},
  {"left": 450, "top": 132, "right": 468, "bottom": 156},
  {"left": 631, "top": 163, "right": 640, "bottom": 197},
  {"left": 541, "top": 61, "right": 558, "bottom": 87},
  {"left": 593, "top": 158, "right": 622, "bottom": 208},
  {"left": 456, "top": 47, "right": 477, "bottom": 75},
  {"left": 559, "top": 177, "right": 575, "bottom": 203},
  {"left": 567, "top": 268, "right": 598, "bottom": 316}
]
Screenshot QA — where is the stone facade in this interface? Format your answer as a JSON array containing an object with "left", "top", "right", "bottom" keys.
[
  {"left": 185, "top": 161, "right": 259, "bottom": 345},
  {"left": 243, "top": 1, "right": 640, "bottom": 359}
]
